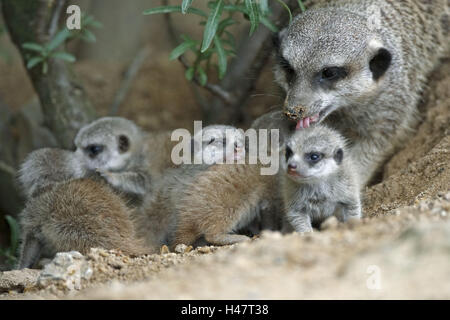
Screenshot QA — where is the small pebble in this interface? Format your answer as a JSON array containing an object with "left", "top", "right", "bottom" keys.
[
  {"left": 197, "top": 246, "right": 211, "bottom": 254},
  {"left": 174, "top": 244, "right": 188, "bottom": 254},
  {"left": 160, "top": 245, "right": 170, "bottom": 254}
]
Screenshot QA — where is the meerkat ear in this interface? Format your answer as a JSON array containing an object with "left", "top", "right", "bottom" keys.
[
  {"left": 118, "top": 135, "right": 130, "bottom": 153},
  {"left": 334, "top": 148, "right": 343, "bottom": 164},
  {"left": 369, "top": 47, "right": 392, "bottom": 81}
]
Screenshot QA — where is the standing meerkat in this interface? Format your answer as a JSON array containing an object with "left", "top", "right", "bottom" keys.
[
  {"left": 281, "top": 126, "right": 361, "bottom": 233},
  {"left": 17, "top": 178, "right": 153, "bottom": 269},
  {"left": 274, "top": 0, "right": 449, "bottom": 185}
]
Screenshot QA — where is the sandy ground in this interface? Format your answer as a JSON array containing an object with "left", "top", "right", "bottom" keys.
[{"left": 0, "top": 55, "right": 448, "bottom": 300}]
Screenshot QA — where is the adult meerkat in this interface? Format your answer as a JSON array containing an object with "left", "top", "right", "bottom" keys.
[
  {"left": 17, "top": 178, "right": 153, "bottom": 269},
  {"left": 274, "top": 0, "right": 449, "bottom": 185},
  {"left": 281, "top": 126, "right": 361, "bottom": 233},
  {"left": 135, "top": 125, "right": 270, "bottom": 248}
]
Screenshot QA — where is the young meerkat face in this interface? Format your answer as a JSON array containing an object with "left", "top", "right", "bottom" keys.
[
  {"left": 274, "top": 8, "right": 393, "bottom": 128},
  {"left": 282, "top": 127, "right": 345, "bottom": 183},
  {"left": 192, "top": 125, "right": 246, "bottom": 164},
  {"left": 74, "top": 117, "right": 141, "bottom": 172}
]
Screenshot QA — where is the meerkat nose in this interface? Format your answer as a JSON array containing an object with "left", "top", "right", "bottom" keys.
[{"left": 288, "top": 163, "right": 297, "bottom": 170}]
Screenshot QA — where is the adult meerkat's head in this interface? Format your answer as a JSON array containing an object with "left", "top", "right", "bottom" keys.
[
  {"left": 282, "top": 125, "right": 346, "bottom": 183},
  {"left": 274, "top": 8, "right": 393, "bottom": 128},
  {"left": 191, "top": 125, "right": 246, "bottom": 164},
  {"left": 74, "top": 117, "right": 143, "bottom": 172}
]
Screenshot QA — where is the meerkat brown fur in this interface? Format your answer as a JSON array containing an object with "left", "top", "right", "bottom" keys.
[
  {"left": 281, "top": 125, "right": 361, "bottom": 233},
  {"left": 274, "top": 0, "right": 449, "bottom": 186},
  {"left": 17, "top": 178, "right": 152, "bottom": 269},
  {"left": 136, "top": 125, "right": 278, "bottom": 248}
]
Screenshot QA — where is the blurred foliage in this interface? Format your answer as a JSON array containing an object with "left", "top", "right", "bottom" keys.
[
  {"left": 144, "top": 0, "right": 305, "bottom": 85},
  {"left": 0, "top": 215, "right": 20, "bottom": 268},
  {"left": 22, "top": 14, "right": 102, "bottom": 74},
  {"left": 0, "top": 24, "right": 12, "bottom": 62}
]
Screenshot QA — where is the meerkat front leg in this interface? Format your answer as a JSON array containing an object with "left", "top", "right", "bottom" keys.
[
  {"left": 337, "top": 198, "right": 362, "bottom": 223},
  {"left": 98, "top": 170, "right": 150, "bottom": 195},
  {"left": 286, "top": 210, "right": 313, "bottom": 233}
]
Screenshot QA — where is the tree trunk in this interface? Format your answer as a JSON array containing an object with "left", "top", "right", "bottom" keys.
[{"left": 2, "top": 0, "right": 96, "bottom": 149}]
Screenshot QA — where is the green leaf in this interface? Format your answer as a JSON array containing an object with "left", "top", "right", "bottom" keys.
[
  {"left": 143, "top": 6, "right": 207, "bottom": 18},
  {"left": 46, "top": 28, "right": 71, "bottom": 52},
  {"left": 245, "top": 0, "right": 259, "bottom": 35},
  {"left": 181, "top": 0, "right": 194, "bottom": 14},
  {"left": 81, "top": 29, "right": 96, "bottom": 42},
  {"left": 217, "top": 17, "right": 236, "bottom": 35},
  {"left": 51, "top": 51, "right": 76, "bottom": 63},
  {"left": 22, "top": 42, "right": 45, "bottom": 53},
  {"left": 42, "top": 61, "right": 48, "bottom": 74},
  {"left": 214, "top": 36, "right": 227, "bottom": 79},
  {"left": 196, "top": 66, "right": 208, "bottom": 86},
  {"left": 82, "top": 15, "right": 94, "bottom": 26},
  {"left": 201, "top": 0, "right": 224, "bottom": 53},
  {"left": 223, "top": 4, "right": 246, "bottom": 14},
  {"left": 275, "top": 0, "right": 292, "bottom": 24},
  {"left": 5, "top": 215, "right": 20, "bottom": 255},
  {"left": 259, "top": 16, "right": 278, "bottom": 32},
  {"left": 185, "top": 66, "right": 195, "bottom": 81},
  {"left": 169, "top": 40, "right": 197, "bottom": 61},
  {"left": 298, "top": 0, "right": 306, "bottom": 12},
  {"left": 26, "top": 56, "right": 44, "bottom": 69},
  {"left": 259, "top": 0, "right": 270, "bottom": 16}
]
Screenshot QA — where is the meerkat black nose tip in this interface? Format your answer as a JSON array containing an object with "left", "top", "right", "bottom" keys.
[{"left": 288, "top": 163, "right": 297, "bottom": 170}]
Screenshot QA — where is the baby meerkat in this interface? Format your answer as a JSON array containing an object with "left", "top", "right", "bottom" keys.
[
  {"left": 136, "top": 125, "right": 271, "bottom": 248},
  {"left": 74, "top": 117, "right": 151, "bottom": 197},
  {"left": 19, "top": 117, "right": 150, "bottom": 200},
  {"left": 191, "top": 124, "right": 246, "bottom": 164},
  {"left": 274, "top": 0, "right": 449, "bottom": 186},
  {"left": 17, "top": 178, "right": 153, "bottom": 269},
  {"left": 281, "top": 126, "right": 361, "bottom": 233},
  {"left": 18, "top": 148, "right": 88, "bottom": 199}
]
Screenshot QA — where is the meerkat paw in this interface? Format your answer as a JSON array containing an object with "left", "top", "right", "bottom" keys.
[{"left": 204, "top": 233, "right": 250, "bottom": 246}]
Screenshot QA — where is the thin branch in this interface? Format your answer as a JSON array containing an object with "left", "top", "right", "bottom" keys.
[
  {"left": 48, "top": 0, "right": 67, "bottom": 37},
  {"left": 109, "top": 46, "right": 151, "bottom": 116}
]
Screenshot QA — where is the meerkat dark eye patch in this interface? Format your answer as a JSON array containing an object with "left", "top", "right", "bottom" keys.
[
  {"left": 319, "top": 66, "right": 348, "bottom": 84},
  {"left": 285, "top": 146, "right": 294, "bottom": 162},
  {"left": 305, "top": 152, "right": 323, "bottom": 164},
  {"left": 85, "top": 144, "right": 104, "bottom": 158},
  {"left": 118, "top": 135, "right": 130, "bottom": 153},
  {"left": 370, "top": 48, "right": 392, "bottom": 81},
  {"left": 277, "top": 54, "right": 296, "bottom": 83},
  {"left": 334, "top": 148, "right": 344, "bottom": 164}
]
